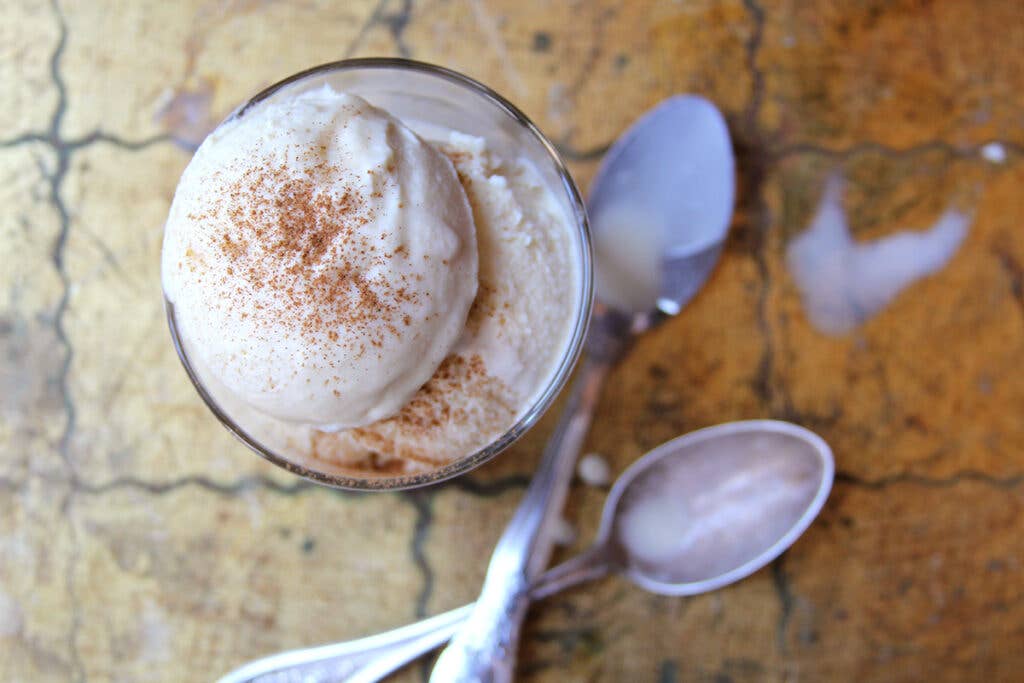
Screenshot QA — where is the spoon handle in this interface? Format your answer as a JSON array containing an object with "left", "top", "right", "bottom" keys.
[
  {"left": 214, "top": 604, "right": 473, "bottom": 683},
  {"left": 429, "top": 351, "right": 613, "bottom": 683}
]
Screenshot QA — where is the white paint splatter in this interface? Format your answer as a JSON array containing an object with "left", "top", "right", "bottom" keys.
[
  {"left": 0, "top": 588, "right": 24, "bottom": 637},
  {"left": 139, "top": 600, "right": 172, "bottom": 662},
  {"left": 468, "top": 0, "right": 528, "bottom": 97},
  {"left": 786, "top": 175, "right": 970, "bottom": 335},
  {"left": 550, "top": 516, "right": 577, "bottom": 547},
  {"left": 577, "top": 452, "right": 611, "bottom": 487},
  {"left": 981, "top": 142, "right": 1007, "bottom": 164},
  {"left": 547, "top": 83, "right": 572, "bottom": 130},
  {"left": 154, "top": 80, "right": 217, "bottom": 151},
  {"left": 241, "top": 487, "right": 265, "bottom": 527}
]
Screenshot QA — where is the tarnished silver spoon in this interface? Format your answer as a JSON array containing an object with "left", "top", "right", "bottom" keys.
[{"left": 217, "top": 420, "right": 832, "bottom": 682}]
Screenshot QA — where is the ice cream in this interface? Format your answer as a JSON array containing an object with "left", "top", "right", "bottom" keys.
[
  {"left": 163, "top": 85, "right": 582, "bottom": 476},
  {"left": 163, "top": 90, "right": 478, "bottom": 429}
]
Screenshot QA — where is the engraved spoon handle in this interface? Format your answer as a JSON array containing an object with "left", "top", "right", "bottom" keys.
[{"left": 215, "top": 604, "right": 472, "bottom": 683}]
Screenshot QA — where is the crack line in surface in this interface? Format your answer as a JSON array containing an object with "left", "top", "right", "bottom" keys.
[
  {"left": 62, "top": 488, "right": 85, "bottom": 683},
  {"left": 739, "top": 138, "right": 785, "bottom": 413},
  {"left": 741, "top": 0, "right": 765, "bottom": 131},
  {"left": 31, "top": 16, "right": 89, "bottom": 678},
  {"left": 27, "top": 39, "right": 91, "bottom": 680},
  {"left": 384, "top": 0, "right": 414, "bottom": 58},
  {"left": 402, "top": 490, "right": 435, "bottom": 620},
  {"left": 447, "top": 473, "right": 530, "bottom": 497},
  {"left": 734, "top": 0, "right": 792, "bottom": 417},
  {"left": 771, "top": 139, "right": 1024, "bottom": 162},
  {"left": 554, "top": 138, "right": 611, "bottom": 163},
  {"left": 71, "top": 474, "right": 318, "bottom": 497},
  {"left": 771, "top": 558, "right": 793, "bottom": 655},
  {"left": 344, "top": 0, "right": 389, "bottom": 58},
  {"left": 345, "top": 0, "right": 413, "bottom": 59},
  {"left": 0, "top": 130, "right": 172, "bottom": 152},
  {"left": 748, "top": 205, "right": 778, "bottom": 410},
  {"left": 45, "top": 0, "right": 76, "bottom": 483},
  {"left": 563, "top": 5, "right": 615, "bottom": 101},
  {"left": 835, "top": 469, "right": 1024, "bottom": 490},
  {"left": 0, "top": 132, "right": 49, "bottom": 148},
  {"left": 21, "top": 461, "right": 529, "bottom": 504},
  {"left": 65, "top": 130, "right": 173, "bottom": 151},
  {"left": 10, "top": 0, "right": 177, "bottom": 494},
  {"left": 993, "top": 246, "right": 1024, "bottom": 319}
]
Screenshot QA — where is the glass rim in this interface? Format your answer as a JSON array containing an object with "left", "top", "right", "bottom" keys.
[{"left": 165, "top": 57, "right": 593, "bottom": 491}]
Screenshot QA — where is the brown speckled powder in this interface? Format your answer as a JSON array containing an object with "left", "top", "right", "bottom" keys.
[
  {"left": 185, "top": 149, "right": 512, "bottom": 471},
  {"left": 187, "top": 156, "right": 421, "bottom": 354},
  {"left": 291, "top": 141, "right": 547, "bottom": 474},
  {"left": 310, "top": 353, "right": 514, "bottom": 471}
]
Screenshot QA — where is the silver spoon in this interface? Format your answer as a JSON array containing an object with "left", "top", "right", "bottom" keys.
[
  {"left": 216, "top": 420, "right": 833, "bottom": 682},
  {"left": 431, "top": 94, "right": 736, "bottom": 683}
]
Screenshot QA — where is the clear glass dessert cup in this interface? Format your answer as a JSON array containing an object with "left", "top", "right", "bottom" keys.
[{"left": 164, "top": 58, "right": 592, "bottom": 491}]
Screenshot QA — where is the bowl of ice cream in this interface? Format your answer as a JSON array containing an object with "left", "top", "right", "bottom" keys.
[{"left": 162, "top": 59, "right": 592, "bottom": 490}]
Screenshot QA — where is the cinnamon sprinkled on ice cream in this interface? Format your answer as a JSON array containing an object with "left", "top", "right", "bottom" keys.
[
  {"left": 163, "top": 86, "right": 580, "bottom": 475},
  {"left": 163, "top": 91, "right": 477, "bottom": 429}
]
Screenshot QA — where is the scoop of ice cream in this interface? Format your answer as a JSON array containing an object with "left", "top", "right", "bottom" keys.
[{"left": 162, "top": 89, "right": 478, "bottom": 429}]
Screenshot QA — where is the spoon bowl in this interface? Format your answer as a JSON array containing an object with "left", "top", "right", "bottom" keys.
[
  {"left": 527, "top": 419, "right": 834, "bottom": 602},
  {"left": 604, "top": 420, "right": 834, "bottom": 595},
  {"left": 588, "top": 95, "right": 735, "bottom": 315}
]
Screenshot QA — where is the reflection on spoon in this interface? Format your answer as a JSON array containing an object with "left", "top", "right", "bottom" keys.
[
  {"left": 592, "top": 203, "right": 664, "bottom": 313},
  {"left": 613, "top": 426, "right": 829, "bottom": 587}
]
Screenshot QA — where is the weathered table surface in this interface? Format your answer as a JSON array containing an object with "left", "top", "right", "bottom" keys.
[{"left": 2, "top": 1, "right": 1023, "bottom": 681}]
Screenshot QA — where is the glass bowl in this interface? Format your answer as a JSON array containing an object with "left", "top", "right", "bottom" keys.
[{"left": 164, "top": 58, "right": 592, "bottom": 491}]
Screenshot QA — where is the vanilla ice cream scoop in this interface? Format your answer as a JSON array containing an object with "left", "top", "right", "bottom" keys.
[{"left": 162, "top": 90, "right": 478, "bottom": 429}]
